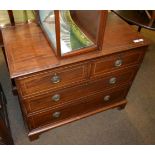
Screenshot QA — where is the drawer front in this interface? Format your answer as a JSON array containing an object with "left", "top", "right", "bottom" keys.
[
  {"left": 24, "top": 66, "right": 137, "bottom": 113},
  {"left": 91, "top": 49, "right": 144, "bottom": 78},
  {"left": 27, "top": 86, "right": 129, "bottom": 129},
  {"left": 17, "top": 63, "right": 88, "bottom": 97}
]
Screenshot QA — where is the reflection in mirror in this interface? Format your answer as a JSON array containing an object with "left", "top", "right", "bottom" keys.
[
  {"left": 39, "top": 10, "right": 57, "bottom": 49},
  {"left": 59, "top": 11, "right": 94, "bottom": 55}
]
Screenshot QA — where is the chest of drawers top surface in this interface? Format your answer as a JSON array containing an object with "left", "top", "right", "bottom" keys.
[{"left": 2, "top": 13, "right": 149, "bottom": 79}]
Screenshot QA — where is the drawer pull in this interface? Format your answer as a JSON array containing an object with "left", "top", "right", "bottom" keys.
[
  {"left": 52, "top": 94, "right": 60, "bottom": 102},
  {"left": 51, "top": 74, "right": 61, "bottom": 84},
  {"left": 104, "top": 95, "right": 110, "bottom": 101},
  {"left": 52, "top": 111, "right": 61, "bottom": 118},
  {"left": 109, "top": 77, "right": 117, "bottom": 84},
  {"left": 114, "top": 59, "right": 123, "bottom": 67}
]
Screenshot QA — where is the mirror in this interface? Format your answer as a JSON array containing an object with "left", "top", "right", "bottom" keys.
[{"left": 37, "top": 10, "right": 108, "bottom": 58}]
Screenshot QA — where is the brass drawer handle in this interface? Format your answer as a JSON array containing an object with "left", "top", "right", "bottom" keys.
[
  {"left": 104, "top": 95, "right": 110, "bottom": 101},
  {"left": 52, "top": 94, "right": 60, "bottom": 102},
  {"left": 114, "top": 59, "right": 123, "bottom": 67},
  {"left": 51, "top": 74, "right": 61, "bottom": 84},
  {"left": 52, "top": 111, "right": 61, "bottom": 118},
  {"left": 109, "top": 77, "right": 117, "bottom": 84}
]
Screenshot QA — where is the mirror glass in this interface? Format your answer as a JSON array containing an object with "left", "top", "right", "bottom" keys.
[
  {"left": 59, "top": 10, "right": 95, "bottom": 55},
  {"left": 39, "top": 10, "right": 57, "bottom": 49}
]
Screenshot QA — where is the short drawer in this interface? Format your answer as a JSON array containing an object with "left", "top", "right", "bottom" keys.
[
  {"left": 23, "top": 66, "right": 137, "bottom": 113},
  {"left": 27, "top": 86, "right": 129, "bottom": 129},
  {"left": 17, "top": 63, "right": 88, "bottom": 97},
  {"left": 91, "top": 48, "right": 144, "bottom": 78}
]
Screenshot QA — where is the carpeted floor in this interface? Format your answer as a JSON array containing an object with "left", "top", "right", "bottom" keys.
[{"left": 0, "top": 28, "right": 155, "bottom": 145}]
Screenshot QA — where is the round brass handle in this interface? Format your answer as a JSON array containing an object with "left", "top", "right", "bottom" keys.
[
  {"left": 104, "top": 95, "right": 110, "bottom": 101},
  {"left": 109, "top": 77, "right": 117, "bottom": 84},
  {"left": 52, "top": 111, "right": 61, "bottom": 118},
  {"left": 51, "top": 74, "right": 61, "bottom": 84},
  {"left": 114, "top": 59, "right": 123, "bottom": 67},
  {"left": 52, "top": 94, "right": 60, "bottom": 102}
]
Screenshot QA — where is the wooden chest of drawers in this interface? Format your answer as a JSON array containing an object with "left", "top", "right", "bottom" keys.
[
  {"left": 2, "top": 13, "right": 150, "bottom": 140},
  {"left": 16, "top": 48, "right": 146, "bottom": 140}
]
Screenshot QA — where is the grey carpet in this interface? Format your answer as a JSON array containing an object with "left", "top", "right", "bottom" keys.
[{"left": 0, "top": 28, "right": 155, "bottom": 144}]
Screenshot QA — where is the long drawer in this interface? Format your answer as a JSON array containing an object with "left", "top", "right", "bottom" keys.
[
  {"left": 17, "top": 62, "right": 88, "bottom": 97},
  {"left": 91, "top": 48, "right": 144, "bottom": 79},
  {"left": 23, "top": 66, "right": 137, "bottom": 114},
  {"left": 27, "top": 86, "right": 129, "bottom": 130}
]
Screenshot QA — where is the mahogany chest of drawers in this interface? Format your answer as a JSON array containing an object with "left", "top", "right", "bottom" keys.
[{"left": 2, "top": 13, "right": 149, "bottom": 140}]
